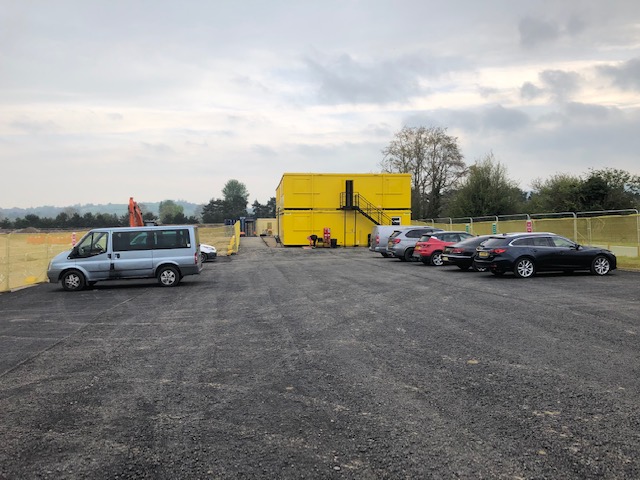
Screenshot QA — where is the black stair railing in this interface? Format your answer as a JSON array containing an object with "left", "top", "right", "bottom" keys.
[{"left": 340, "top": 192, "right": 393, "bottom": 225}]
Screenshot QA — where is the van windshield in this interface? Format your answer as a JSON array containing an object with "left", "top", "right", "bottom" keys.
[{"left": 75, "top": 231, "right": 109, "bottom": 257}]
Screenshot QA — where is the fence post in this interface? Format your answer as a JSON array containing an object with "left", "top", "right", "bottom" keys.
[{"left": 1, "top": 234, "right": 9, "bottom": 292}]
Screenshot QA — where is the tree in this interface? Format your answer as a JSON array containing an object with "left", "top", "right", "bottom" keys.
[
  {"left": 381, "top": 126, "right": 466, "bottom": 218},
  {"left": 528, "top": 168, "right": 640, "bottom": 213},
  {"left": 201, "top": 198, "right": 226, "bottom": 223},
  {"left": 528, "top": 173, "right": 584, "bottom": 213},
  {"left": 222, "top": 179, "right": 249, "bottom": 219},
  {"left": 159, "top": 200, "right": 185, "bottom": 224},
  {"left": 580, "top": 168, "right": 640, "bottom": 210},
  {"left": 252, "top": 197, "right": 276, "bottom": 218},
  {"left": 447, "top": 153, "right": 524, "bottom": 217}
]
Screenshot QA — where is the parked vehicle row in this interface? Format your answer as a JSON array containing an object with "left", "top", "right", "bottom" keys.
[
  {"left": 370, "top": 226, "right": 617, "bottom": 278},
  {"left": 386, "top": 227, "right": 444, "bottom": 261},
  {"left": 412, "top": 231, "right": 475, "bottom": 265}
]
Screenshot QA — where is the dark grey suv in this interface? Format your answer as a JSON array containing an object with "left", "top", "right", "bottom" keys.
[{"left": 387, "top": 227, "right": 444, "bottom": 261}]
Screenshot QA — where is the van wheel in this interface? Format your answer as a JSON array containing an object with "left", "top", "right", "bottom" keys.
[
  {"left": 61, "top": 270, "right": 85, "bottom": 291},
  {"left": 157, "top": 266, "right": 180, "bottom": 287}
]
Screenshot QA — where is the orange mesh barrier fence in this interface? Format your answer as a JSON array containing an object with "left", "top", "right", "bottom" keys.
[{"left": 0, "top": 231, "right": 87, "bottom": 293}]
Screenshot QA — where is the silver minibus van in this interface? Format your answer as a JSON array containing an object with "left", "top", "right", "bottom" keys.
[{"left": 47, "top": 226, "right": 203, "bottom": 291}]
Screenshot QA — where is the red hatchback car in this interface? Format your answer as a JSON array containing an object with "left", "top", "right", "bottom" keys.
[{"left": 412, "top": 231, "right": 475, "bottom": 265}]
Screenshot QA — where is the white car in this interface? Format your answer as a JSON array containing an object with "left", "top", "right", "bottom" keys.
[{"left": 200, "top": 243, "right": 217, "bottom": 262}]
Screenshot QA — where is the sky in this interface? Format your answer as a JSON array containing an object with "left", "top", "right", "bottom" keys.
[{"left": 1, "top": 0, "right": 639, "bottom": 209}]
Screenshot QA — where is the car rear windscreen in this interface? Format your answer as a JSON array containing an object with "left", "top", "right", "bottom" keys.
[{"left": 481, "top": 238, "right": 508, "bottom": 247}]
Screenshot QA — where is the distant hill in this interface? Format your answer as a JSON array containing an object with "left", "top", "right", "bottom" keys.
[{"left": 0, "top": 200, "right": 202, "bottom": 221}]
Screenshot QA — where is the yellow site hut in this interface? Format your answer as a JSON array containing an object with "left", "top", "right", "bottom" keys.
[{"left": 276, "top": 173, "right": 412, "bottom": 247}]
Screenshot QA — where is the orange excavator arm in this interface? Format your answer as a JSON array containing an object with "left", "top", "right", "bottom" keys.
[{"left": 128, "top": 197, "right": 144, "bottom": 227}]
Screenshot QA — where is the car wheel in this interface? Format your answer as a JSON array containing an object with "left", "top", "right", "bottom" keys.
[
  {"left": 199, "top": 252, "right": 207, "bottom": 263},
  {"left": 157, "top": 266, "right": 181, "bottom": 287},
  {"left": 472, "top": 262, "right": 487, "bottom": 272},
  {"left": 430, "top": 251, "right": 444, "bottom": 266},
  {"left": 404, "top": 248, "right": 414, "bottom": 262},
  {"left": 514, "top": 258, "right": 535, "bottom": 278},
  {"left": 61, "top": 270, "right": 85, "bottom": 291},
  {"left": 591, "top": 255, "right": 611, "bottom": 275}
]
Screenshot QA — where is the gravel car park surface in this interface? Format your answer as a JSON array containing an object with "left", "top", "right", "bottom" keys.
[{"left": 1, "top": 237, "right": 639, "bottom": 479}]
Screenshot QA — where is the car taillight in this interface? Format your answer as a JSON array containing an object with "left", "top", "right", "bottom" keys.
[
  {"left": 393, "top": 238, "right": 401, "bottom": 244},
  {"left": 375, "top": 235, "right": 379, "bottom": 243},
  {"left": 491, "top": 248, "right": 507, "bottom": 254}
]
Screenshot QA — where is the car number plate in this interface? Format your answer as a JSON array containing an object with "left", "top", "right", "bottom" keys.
[{"left": 478, "top": 251, "right": 489, "bottom": 258}]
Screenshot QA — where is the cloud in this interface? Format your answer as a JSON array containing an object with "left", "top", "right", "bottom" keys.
[
  {"left": 538, "top": 70, "right": 581, "bottom": 101},
  {"left": 520, "top": 82, "right": 544, "bottom": 100},
  {"left": 520, "top": 69, "right": 581, "bottom": 103},
  {"left": 405, "top": 105, "right": 531, "bottom": 134},
  {"left": 563, "top": 102, "right": 613, "bottom": 121},
  {"left": 141, "top": 142, "right": 174, "bottom": 155},
  {"left": 518, "top": 17, "right": 560, "bottom": 48},
  {"left": 1, "top": 1, "right": 639, "bottom": 208},
  {"left": 482, "top": 105, "right": 531, "bottom": 132},
  {"left": 597, "top": 58, "right": 640, "bottom": 91},
  {"left": 9, "top": 117, "right": 58, "bottom": 134},
  {"left": 303, "top": 51, "right": 467, "bottom": 105}
]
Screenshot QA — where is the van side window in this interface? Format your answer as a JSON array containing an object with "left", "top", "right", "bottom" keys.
[
  {"left": 154, "top": 229, "right": 191, "bottom": 249},
  {"left": 113, "top": 231, "right": 150, "bottom": 251},
  {"left": 76, "top": 232, "right": 108, "bottom": 257}
]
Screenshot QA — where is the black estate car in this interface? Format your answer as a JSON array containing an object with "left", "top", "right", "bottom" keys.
[
  {"left": 474, "top": 232, "right": 617, "bottom": 278},
  {"left": 442, "top": 234, "right": 494, "bottom": 271}
]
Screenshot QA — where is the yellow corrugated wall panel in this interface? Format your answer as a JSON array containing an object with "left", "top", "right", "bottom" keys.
[
  {"left": 277, "top": 173, "right": 411, "bottom": 210},
  {"left": 277, "top": 209, "right": 412, "bottom": 247},
  {"left": 255, "top": 218, "right": 276, "bottom": 236}
]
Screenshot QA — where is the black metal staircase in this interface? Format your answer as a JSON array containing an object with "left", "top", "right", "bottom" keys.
[{"left": 340, "top": 192, "right": 393, "bottom": 225}]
